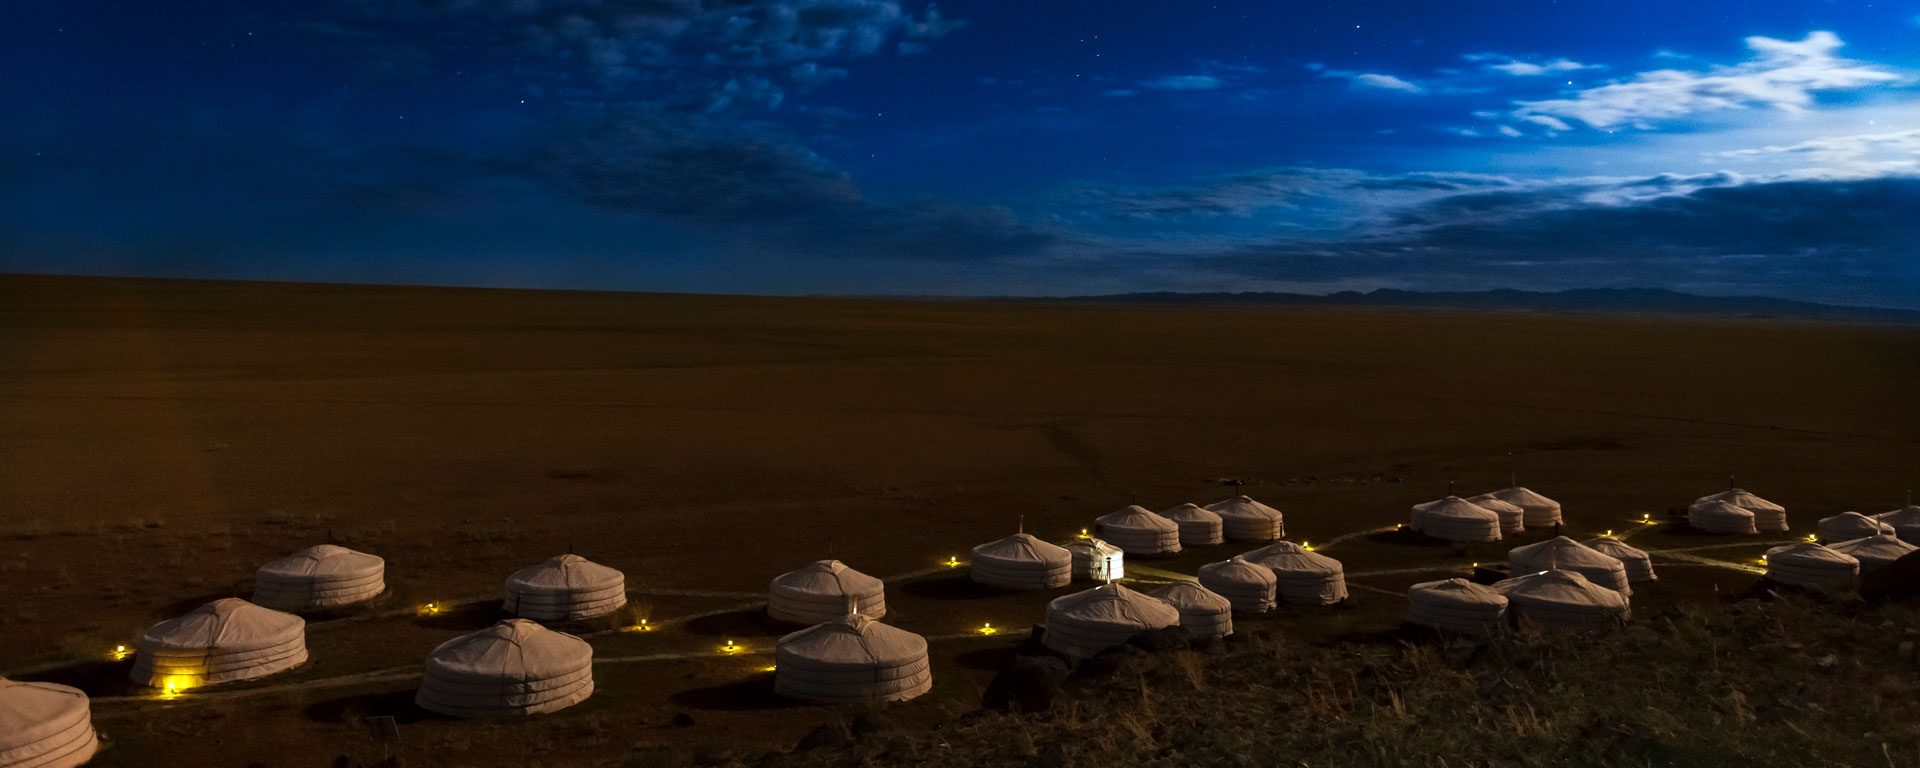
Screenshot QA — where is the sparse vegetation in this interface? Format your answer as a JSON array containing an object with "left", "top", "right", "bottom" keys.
[
  {"left": 780, "top": 597, "right": 1920, "bottom": 768},
  {"left": 3, "top": 278, "right": 1917, "bottom": 766}
]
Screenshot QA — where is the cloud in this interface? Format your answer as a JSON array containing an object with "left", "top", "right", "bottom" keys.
[
  {"left": 1518, "top": 114, "right": 1573, "bottom": 132},
  {"left": 270, "top": 0, "right": 1051, "bottom": 268},
  {"left": 788, "top": 61, "right": 850, "bottom": 87},
  {"left": 1465, "top": 54, "right": 1597, "bottom": 76},
  {"left": 1716, "top": 129, "right": 1920, "bottom": 177},
  {"left": 1355, "top": 73, "right": 1423, "bottom": 93},
  {"left": 1306, "top": 64, "right": 1424, "bottom": 94},
  {"left": 1052, "top": 169, "right": 1521, "bottom": 225},
  {"left": 319, "top": 0, "right": 967, "bottom": 113},
  {"left": 1513, "top": 31, "right": 1902, "bottom": 130},
  {"left": 514, "top": 111, "right": 1061, "bottom": 261},
  {"left": 1039, "top": 161, "right": 1917, "bottom": 305},
  {"left": 516, "top": 114, "right": 855, "bottom": 219},
  {"left": 1133, "top": 60, "right": 1266, "bottom": 94},
  {"left": 906, "top": 2, "right": 969, "bottom": 39},
  {"left": 1140, "top": 75, "right": 1224, "bottom": 91},
  {"left": 1062, "top": 170, "right": 1349, "bottom": 219},
  {"left": 1171, "top": 175, "right": 1920, "bottom": 304}
]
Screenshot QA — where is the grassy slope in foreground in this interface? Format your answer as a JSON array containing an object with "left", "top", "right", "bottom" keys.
[{"left": 770, "top": 596, "right": 1920, "bottom": 768}]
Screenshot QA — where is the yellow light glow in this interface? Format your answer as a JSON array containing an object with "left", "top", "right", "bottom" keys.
[
  {"left": 110, "top": 644, "right": 130, "bottom": 661},
  {"left": 1604, "top": 529, "right": 1614, "bottom": 537},
  {"left": 625, "top": 618, "right": 654, "bottom": 633},
  {"left": 945, "top": 555, "right": 961, "bottom": 568},
  {"left": 420, "top": 601, "right": 440, "bottom": 616},
  {"left": 1301, "top": 541, "right": 1314, "bottom": 551},
  {"left": 1641, "top": 513, "right": 1652, "bottom": 522},
  {"left": 762, "top": 664, "right": 778, "bottom": 672},
  {"left": 1758, "top": 556, "right": 1769, "bottom": 565},
  {"left": 159, "top": 676, "right": 194, "bottom": 699},
  {"left": 977, "top": 622, "right": 998, "bottom": 636},
  {"left": 1805, "top": 534, "right": 1818, "bottom": 542},
  {"left": 721, "top": 639, "right": 742, "bottom": 654},
  {"left": 1077, "top": 528, "right": 1091, "bottom": 539}
]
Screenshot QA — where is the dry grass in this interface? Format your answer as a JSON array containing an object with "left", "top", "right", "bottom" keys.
[
  {"left": 2, "top": 276, "right": 1917, "bottom": 766},
  {"left": 781, "top": 597, "right": 1920, "bottom": 768}
]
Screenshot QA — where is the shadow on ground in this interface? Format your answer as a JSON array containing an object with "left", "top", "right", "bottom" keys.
[
  {"left": 412, "top": 601, "right": 505, "bottom": 632},
  {"left": 681, "top": 609, "right": 795, "bottom": 639},
  {"left": 899, "top": 574, "right": 1004, "bottom": 601},
  {"left": 20, "top": 660, "right": 145, "bottom": 697},
  {"left": 668, "top": 676, "right": 804, "bottom": 712},
  {"left": 951, "top": 646, "right": 1014, "bottom": 673},
  {"left": 304, "top": 688, "right": 446, "bottom": 725}
]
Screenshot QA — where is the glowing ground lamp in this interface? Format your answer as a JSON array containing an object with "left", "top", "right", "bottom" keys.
[
  {"left": 1077, "top": 528, "right": 1091, "bottom": 539},
  {"left": 944, "top": 555, "right": 961, "bottom": 568},
  {"left": 624, "top": 618, "right": 653, "bottom": 633},
  {"left": 421, "top": 601, "right": 441, "bottom": 616},
  {"left": 976, "top": 622, "right": 998, "bottom": 636},
  {"left": 1805, "top": 533, "right": 1820, "bottom": 543},
  {"left": 159, "top": 676, "right": 195, "bottom": 699},
  {"left": 721, "top": 639, "right": 742, "bottom": 654},
  {"left": 1641, "top": 513, "right": 1655, "bottom": 525},
  {"left": 1300, "top": 541, "right": 1315, "bottom": 551},
  {"left": 110, "top": 644, "right": 130, "bottom": 661}
]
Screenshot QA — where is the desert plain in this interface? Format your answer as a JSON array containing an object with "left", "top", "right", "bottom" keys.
[{"left": 2, "top": 274, "right": 1917, "bottom": 766}]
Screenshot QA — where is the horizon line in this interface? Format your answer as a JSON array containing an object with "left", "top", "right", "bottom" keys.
[{"left": 1, "top": 269, "right": 1914, "bottom": 316}]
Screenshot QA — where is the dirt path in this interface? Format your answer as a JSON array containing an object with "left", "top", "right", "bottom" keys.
[
  {"left": 81, "top": 564, "right": 1011, "bottom": 713},
  {"left": 65, "top": 533, "right": 1796, "bottom": 716}
]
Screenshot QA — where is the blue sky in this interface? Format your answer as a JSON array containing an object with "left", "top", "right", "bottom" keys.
[{"left": 3, "top": 1, "right": 1917, "bottom": 306}]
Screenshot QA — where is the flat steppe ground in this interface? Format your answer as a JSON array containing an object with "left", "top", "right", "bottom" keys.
[{"left": 2, "top": 275, "right": 1917, "bottom": 766}]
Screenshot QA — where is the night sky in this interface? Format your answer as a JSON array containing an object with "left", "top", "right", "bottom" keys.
[{"left": 5, "top": 1, "right": 1918, "bottom": 306}]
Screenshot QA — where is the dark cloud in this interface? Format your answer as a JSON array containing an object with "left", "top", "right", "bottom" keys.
[
  {"left": 313, "top": 0, "right": 964, "bottom": 107},
  {"left": 272, "top": 1, "right": 1048, "bottom": 263},
  {"left": 526, "top": 113, "right": 859, "bottom": 218},
  {"left": 787, "top": 61, "right": 850, "bottom": 87},
  {"left": 784, "top": 200, "right": 1058, "bottom": 261},
  {"left": 1059, "top": 169, "right": 1356, "bottom": 219},
  {"left": 514, "top": 110, "right": 1061, "bottom": 260},
  {"left": 1345, "top": 172, "right": 1521, "bottom": 192},
  {"left": 1177, "top": 175, "right": 1920, "bottom": 303},
  {"left": 1056, "top": 169, "right": 1522, "bottom": 221}
]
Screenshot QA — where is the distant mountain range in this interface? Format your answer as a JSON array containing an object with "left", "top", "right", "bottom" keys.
[{"left": 1056, "top": 288, "right": 1920, "bottom": 323}]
